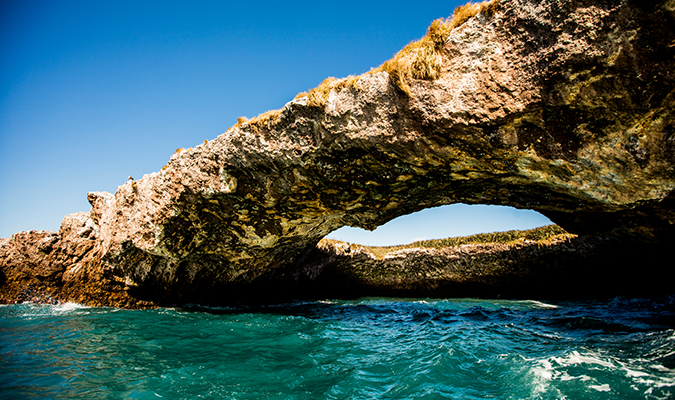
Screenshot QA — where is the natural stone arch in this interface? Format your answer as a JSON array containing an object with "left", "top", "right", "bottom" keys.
[
  {"left": 82, "top": 0, "right": 675, "bottom": 304},
  {"left": 80, "top": 0, "right": 675, "bottom": 305},
  {"left": 3, "top": 0, "right": 674, "bottom": 306}
]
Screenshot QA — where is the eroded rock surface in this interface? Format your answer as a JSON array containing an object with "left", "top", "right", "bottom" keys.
[
  {"left": 2, "top": 0, "right": 674, "bottom": 306},
  {"left": 302, "top": 233, "right": 672, "bottom": 300},
  {"left": 0, "top": 213, "right": 147, "bottom": 307}
]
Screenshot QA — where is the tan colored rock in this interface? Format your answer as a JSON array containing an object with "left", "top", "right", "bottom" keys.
[{"left": 0, "top": 212, "right": 147, "bottom": 307}]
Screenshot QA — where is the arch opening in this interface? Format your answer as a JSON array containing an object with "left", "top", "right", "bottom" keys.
[{"left": 325, "top": 204, "right": 553, "bottom": 246}]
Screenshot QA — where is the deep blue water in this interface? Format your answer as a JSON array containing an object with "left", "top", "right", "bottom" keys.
[{"left": 1, "top": 297, "right": 674, "bottom": 399}]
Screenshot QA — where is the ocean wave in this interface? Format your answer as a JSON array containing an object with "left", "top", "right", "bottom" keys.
[
  {"left": 530, "top": 347, "right": 675, "bottom": 399},
  {"left": 2, "top": 297, "right": 674, "bottom": 399}
]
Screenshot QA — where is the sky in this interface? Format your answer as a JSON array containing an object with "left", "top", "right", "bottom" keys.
[{"left": 0, "top": 0, "right": 552, "bottom": 243}]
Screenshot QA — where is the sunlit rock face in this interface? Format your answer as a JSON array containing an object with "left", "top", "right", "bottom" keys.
[
  {"left": 0, "top": 213, "right": 144, "bottom": 307},
  {"left": 2, "top": 0, "right": 675, "bottom": 306}
]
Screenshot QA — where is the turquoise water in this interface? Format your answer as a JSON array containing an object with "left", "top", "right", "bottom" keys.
[{"left": 1, "top": 297, "right": 674, "bottom": 399}]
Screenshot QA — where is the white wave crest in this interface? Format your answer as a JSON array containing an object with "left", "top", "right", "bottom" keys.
[{"left": 54, "top": 302, "right": 88, "bottom": 312}]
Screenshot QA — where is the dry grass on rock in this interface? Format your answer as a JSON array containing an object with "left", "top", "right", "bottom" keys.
[
  {"left": 229, "top": 0, "right": 501, "bottom": 134},
  {"left": 373, "top": 0, "right": 500, "bottom": 95}
]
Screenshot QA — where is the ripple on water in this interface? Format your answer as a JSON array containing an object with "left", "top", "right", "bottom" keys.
[{"left": 1, "top": 297, "right": 674, "bottom": 399}]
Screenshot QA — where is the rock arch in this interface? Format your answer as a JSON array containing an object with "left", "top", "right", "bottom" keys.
[{"left": 3, "top": 0, "right": 675, "bottom": 306}]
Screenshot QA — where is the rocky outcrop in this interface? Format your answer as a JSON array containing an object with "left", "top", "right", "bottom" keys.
[
  {"left": 1, "top": 222, "right": 669, "bottom": 306},
  {"left": 0, "top": 213, "right": 148, "bottom": 307},
  {"left": 2, "top": 0, "right": 675, "bottom": 306},
  {"left": 302, "top": 233, "right": 673, "bottom": 300}
]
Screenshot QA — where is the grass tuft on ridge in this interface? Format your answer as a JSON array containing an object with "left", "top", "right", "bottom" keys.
[
  {"left": 373, "top": 0, "right": 500, "bottom": 95},
  {"left": 294, "top": 0, "right": 501, "bottom": 106},
  {"left": 233, "top": 0, "right": 501, "bottom": 131}
]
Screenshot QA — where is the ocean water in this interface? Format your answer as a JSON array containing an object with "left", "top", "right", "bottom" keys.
[{"left": 1, "top": 297, "right": 674, "bottom": 400}]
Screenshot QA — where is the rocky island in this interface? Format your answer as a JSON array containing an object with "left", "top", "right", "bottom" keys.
[{"left": 2, "top": 0, "right": 674, "bottom": 308}]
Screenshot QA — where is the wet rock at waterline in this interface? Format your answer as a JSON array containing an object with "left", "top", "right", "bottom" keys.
[
  {"left": 0, "top": 213, "right": 148, "bottom": 307},
  {"left": 2, "top": 0, "right": 675, "bottom": 307}
]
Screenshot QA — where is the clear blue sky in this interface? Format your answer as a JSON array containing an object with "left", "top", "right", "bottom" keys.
[{"left": 0, "top": 0, "right": 552, "bottom": 242}]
